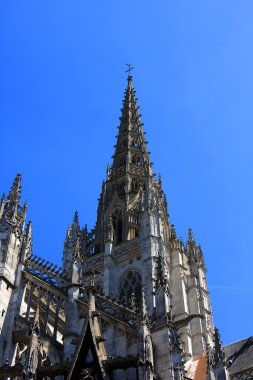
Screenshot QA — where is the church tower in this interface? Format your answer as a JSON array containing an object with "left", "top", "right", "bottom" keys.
[
  {"left": 0, "top": 174, "right": 31, "bottom": 365},
  {"left": 0, "top": 73, "right": 238, "bottom": 380},
  {"left": 62, "top": 73, "right": 216, "bottom": 378}
]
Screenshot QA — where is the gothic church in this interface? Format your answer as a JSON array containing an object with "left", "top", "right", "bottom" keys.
[{"left": 0, "top": 75, "right": 252, "bottom": 379}]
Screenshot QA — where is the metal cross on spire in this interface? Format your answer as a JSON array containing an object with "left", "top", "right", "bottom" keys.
[{"left": 125, "top": 64, "right": 134, "bottom": 76}]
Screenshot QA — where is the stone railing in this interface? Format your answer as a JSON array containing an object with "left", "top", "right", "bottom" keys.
[
  {"left": 112, "top": 238, "right": 140, "bottom": 259},
  {"left": 83, "top": 252, "right": 104, "bottom": 271}
]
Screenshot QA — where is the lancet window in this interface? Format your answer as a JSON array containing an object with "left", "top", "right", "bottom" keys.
[
  {"left": 120, "top": 139, "right": 127, "bottom": 151},
  {"left": 132, "top": 123, "right": 138, "bottom": 132},
  {"left": 131, "top": 138, "right": 140, "bottom": 147},
  {"left": 111, "top": 209, "right": 123, "bottom": 244},
  {"left": 128, "top": 227, "right": 139, "bottom": 239},
  {"left": 116, "top": 155, "right": 125, "bottom": 167},
  {"left": 117, "top": 181, "right": 125, "bottom": 195},
  {"left": 132, "top": 154, "right": 142, "bottom": 165},
  {"left": 118, "top": 271, "right": 142, "bottom": 307},
  {"left": 131, "top": 179, "right": 138, "bottom": 191}
]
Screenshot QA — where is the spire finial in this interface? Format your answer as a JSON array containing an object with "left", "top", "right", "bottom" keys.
[{"left": 125, "top": 63, "right": 134, "bottom": 78}]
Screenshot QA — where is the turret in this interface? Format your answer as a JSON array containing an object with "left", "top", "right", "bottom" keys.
[
  {"left": 100, "top": 74, "right": 165, "bottom": 300},
  {"left": 185, "top": 228, "right": 214, "bottom": 354},
  {"left": 170, "top": 225, "right": 193, "bottom": 357},
  {"left": 0, "top": 174, "right": 29, "bottom": 365},
  {"left": 0, "top": 174, "right": 27, "bottom": 288}
]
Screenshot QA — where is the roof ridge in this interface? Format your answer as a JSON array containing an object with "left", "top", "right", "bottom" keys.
[{"left": 224, "top": 336, "right": 253, "bottom": 347}]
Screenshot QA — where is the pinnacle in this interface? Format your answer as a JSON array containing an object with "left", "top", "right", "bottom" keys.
[
  {"left": 26, "top": 221, "right": 32, "bottom": 237},
  {"left": 187, "top": 228, "right": 195, "bottom": 243},
  {"left": 7, "top": 173, "right": 22, "bottom": 203},
  {"left": 23, "top": 221, "right": 33, "bottom": 254},
  {"left": 0, "top": 193, "right": 6, "bottom": 203},
  {"left": 158, "top": 173, "right": 162, "bottom": 185},
  {"left": 186, "top": 228, "right": 197, "bottom": 264},
  {"left": 197, "top": 244, "right": 203, "bottom": 257},
  {"left": 72, "top": 211, "right": 79, "bottom": 228},
  {"left": 214, "top": 327, "right": 223, "bottom": 351},
  {"left": 170, "top": 224, "right": 177, "bottom": 240},
  {"left": 23, "top": 200, "right": 28, "bottom": 211},
  {"left": 207, "top": 326, "right": 226, "bottom": 367},
  {"left": 141, "top": 287, "right": 148, "bottom": 321}
]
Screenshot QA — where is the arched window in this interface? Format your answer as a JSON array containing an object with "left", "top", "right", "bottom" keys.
[
  {"left": 132, "top": 153, "right": 142, "bottom": 165},
  {"left": 132, "top": 138, "right": 140, "bottom": 147},
  {"left": 118, "top": 271, "right": 142, "bottom": 307},
  {"left": 128, "top": 227, "right": 139, "bottom": 240},
  {"left": 117, "top": 181, "right": 125, "bottom": 195},
  {"left": 112, "top": 209, "right": 123, "bottom": 244},
  {"left": 131, "top": 179, "right": 138, "bottom": 191}
]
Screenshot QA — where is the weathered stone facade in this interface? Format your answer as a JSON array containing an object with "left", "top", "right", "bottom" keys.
[{"left": 0, "top": 75, "right": 251, "bottom": 379}]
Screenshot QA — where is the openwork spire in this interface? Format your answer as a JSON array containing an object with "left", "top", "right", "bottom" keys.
[
  {"left": 111, "top": 74, "right": 152, "bottom": 181},
  {"left": 94, "top": 73, "right": 166, "bottom": 248}
]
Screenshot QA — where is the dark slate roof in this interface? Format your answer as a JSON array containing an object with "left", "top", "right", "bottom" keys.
[{"left": 224, "top": 336, "right": 253, "bottom": 374}]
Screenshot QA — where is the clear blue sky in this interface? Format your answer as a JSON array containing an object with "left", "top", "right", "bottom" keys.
[{"left": 1, "top": 1, "right": 252, "bottom": 345}]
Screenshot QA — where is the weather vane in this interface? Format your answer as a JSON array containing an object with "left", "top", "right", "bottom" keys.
[{"left": 126, "top": 64, "right": 134, "bottom": 76}]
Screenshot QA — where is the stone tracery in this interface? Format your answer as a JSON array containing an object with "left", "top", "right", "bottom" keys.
[{"left": 118, "top": 271, "right": 142, "bottom": 308}]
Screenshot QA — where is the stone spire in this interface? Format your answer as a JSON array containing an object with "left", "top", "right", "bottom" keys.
[
  {"left": 111, "top": 74, "right": 152, "bottom": 198},
  {"left": 94, "top": 74, "right": 157, "bottom": 247}
]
